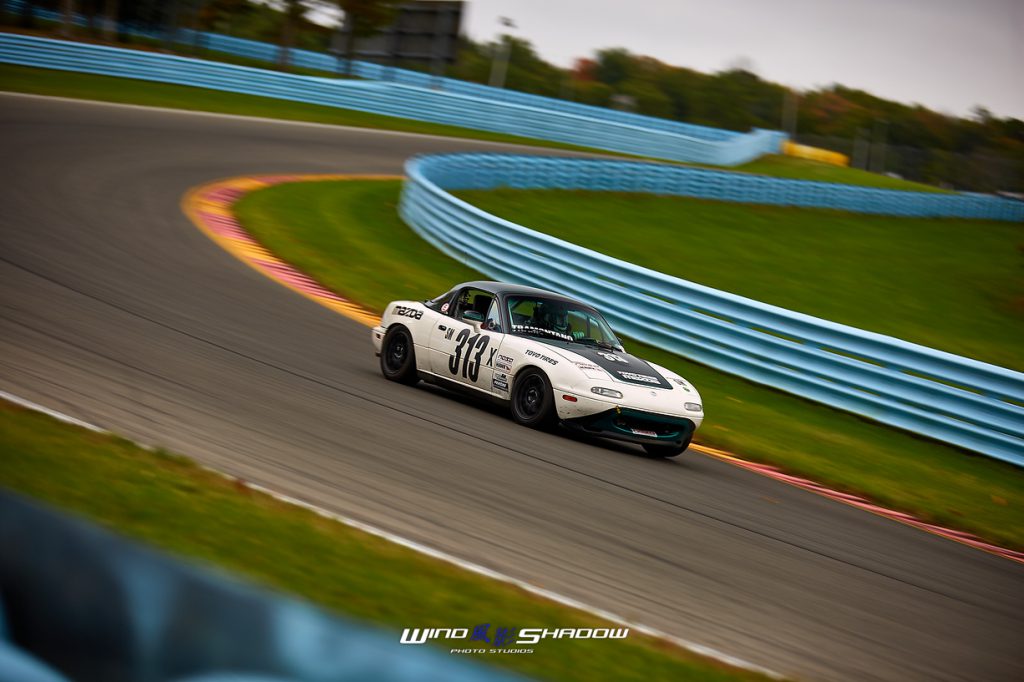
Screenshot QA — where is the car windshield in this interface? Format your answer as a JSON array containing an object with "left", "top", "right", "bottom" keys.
[{"left": 506, "top": 296, "right": 623, "bottom": 350}]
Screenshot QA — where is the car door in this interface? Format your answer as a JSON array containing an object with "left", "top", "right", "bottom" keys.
[{"left": 429, "top": 288, "right": 504, "bottom": 393}]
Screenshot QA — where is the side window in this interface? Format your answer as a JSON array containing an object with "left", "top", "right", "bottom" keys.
[
  {"left": 484, "top": 299, "right": 503, "bottom": 332},
  {"left": 451, "top": 288, "right": 494, "bottom": 320}
]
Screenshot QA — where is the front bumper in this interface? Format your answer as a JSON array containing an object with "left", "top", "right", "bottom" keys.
[
  {"left": 371, "top": 325, "right": 386, "bottom": 356},
  {"left": 563, "top": 407, "right": 697, "bottom": 448}
]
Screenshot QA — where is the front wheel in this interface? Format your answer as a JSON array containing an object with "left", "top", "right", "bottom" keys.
[
  {"left": 510, "top": 368, "right": 557, "bottom": 429},
  {"left": 380, "top": 325, "right": 418, "bottom": 385}
]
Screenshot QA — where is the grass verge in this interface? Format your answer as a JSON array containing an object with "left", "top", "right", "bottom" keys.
[
  {"left": 232, "top": 179, "right": 1024, "bottom": 550},
  {"left": 1, "top": 62, "right": 945, "bottom": 191},
  {"left": 0, "top": 400, "right": 768, "bottom": 682},
  {"left": 738, "top": 155, "right": 946, "bottom": 192},
  {"left": 455, "top": 189, "right": 1024, "bottom": 372}
]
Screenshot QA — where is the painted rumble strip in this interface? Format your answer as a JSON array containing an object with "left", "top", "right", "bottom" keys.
[
  {"left": 182, "top": 174, "right": 385, "bottom": 328},
  {"left": 183, "top": 174, "right": 1024, "bottom": 567},
  {"left": 697, "top": 444, "right": 1024, "bottom": 565}
]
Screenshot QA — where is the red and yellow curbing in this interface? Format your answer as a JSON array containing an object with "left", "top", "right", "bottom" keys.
[
  {"left": 182, "top": 174, "right": 1023, "bottom": 566},
  {"left": 182, "top": 174, "right": 392, "bottom": 329}
]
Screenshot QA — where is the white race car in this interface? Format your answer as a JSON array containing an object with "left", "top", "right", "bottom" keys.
[{"left": 371, "top": 281, "right": 703, "bottom": 457}]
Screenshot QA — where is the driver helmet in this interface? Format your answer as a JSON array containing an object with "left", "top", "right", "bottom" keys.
[{"left": 537, "top": 302, "right": 570, "bottom": 334}]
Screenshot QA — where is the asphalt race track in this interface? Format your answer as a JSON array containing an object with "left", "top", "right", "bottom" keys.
[{"left": 2, "top": 94, "right": 1022, "bottom": 681}]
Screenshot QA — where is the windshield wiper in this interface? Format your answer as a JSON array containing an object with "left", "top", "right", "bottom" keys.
[{"left": 575, "top": 338, "right": 622, "bottom": 351}]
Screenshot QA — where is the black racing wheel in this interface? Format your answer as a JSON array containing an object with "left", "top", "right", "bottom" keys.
[
  {"left": 510, "top": 368, "right": 556, "bottom": 429},
  {"left": 380, "top": 325, "right": 419, "bottom": 385}
]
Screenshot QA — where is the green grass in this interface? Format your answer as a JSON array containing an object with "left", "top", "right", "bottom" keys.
[
  {"left": 0, "top": 400, "right": 767, "bottom": 682},
  {"left": 0, "top": 63, "right": 947, "bottom": 192},
  {"left": 738, "top": 155, "right": 948, "bottom": 192},
  {"left": 232, "top": 179, "right": 1024, "bottom": 550},
  {"left": 455, "top": 190, "right": 1024, "bottom": 373}
]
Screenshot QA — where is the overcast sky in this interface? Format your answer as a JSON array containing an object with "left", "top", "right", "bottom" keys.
[{"left": 458, "top": 0, "right": 1023, "bottom": 119}]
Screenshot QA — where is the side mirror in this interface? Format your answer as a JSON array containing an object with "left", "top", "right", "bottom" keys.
[{"left": 462, "top": 310, "right": 485, "bottom": 326}]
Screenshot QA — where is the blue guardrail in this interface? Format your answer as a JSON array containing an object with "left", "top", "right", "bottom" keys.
[
  {"left": 399, "top": 154, "right": 1024, "bottom": 466},
  {"left": 3, "top": 0, "right": 753, "bottom": 144},
  {"left": 0, "top": 33, "right": 784, "bottom": 166}
]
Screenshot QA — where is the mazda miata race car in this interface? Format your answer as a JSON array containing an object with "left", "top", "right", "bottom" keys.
[{"left": 371, "top": 281, "right": 703, "bottom": 457}]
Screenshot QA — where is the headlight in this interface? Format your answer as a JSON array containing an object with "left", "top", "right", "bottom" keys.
[
  {"left": 685, "top": 402, "right": 702, "bottom": 412},
  {"left": 591, "top": 387, "right": 623, "bottom": 399}
]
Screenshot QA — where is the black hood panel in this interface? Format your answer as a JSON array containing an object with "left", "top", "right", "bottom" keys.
[{"left": 535, "top": 340, "right": 673, "bottom": 389}]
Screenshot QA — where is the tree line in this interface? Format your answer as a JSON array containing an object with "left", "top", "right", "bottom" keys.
[
  {"left": 448, "top": 39, "right": 1022, "bottom": 192},
  {"left": 17, "top": 0, "right": 1022, "bottom": 191}
]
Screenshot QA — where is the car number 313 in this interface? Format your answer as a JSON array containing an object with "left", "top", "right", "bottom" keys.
[{"left": 449, "top": 330, "right": 491, "bottom": 382}]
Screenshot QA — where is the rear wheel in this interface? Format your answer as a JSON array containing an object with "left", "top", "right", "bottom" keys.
[
  {"left": 380, "top": 325, "right": 418, "bottom": 385},
  {"left": 510, "top": 368, "right": 556, "bottom": 429}
]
